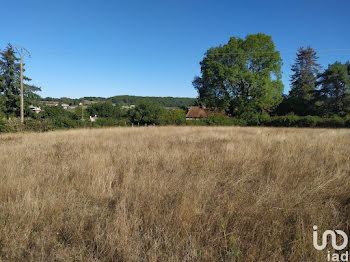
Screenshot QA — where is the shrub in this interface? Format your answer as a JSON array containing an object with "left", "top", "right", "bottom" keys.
[
  {"left": 345, "top": 115, "right": 350, "bottom": 128},
  {"left": 96, "top": 118, "right": 121, "bottom": 127},
  {"left": 317, "top": 115, "right": 345, "bottom": 128},
  {"left": 259, "top": 113, "right": 271, "bottom": 126},
  {"left": 239, "top": 112, "right": 261, "bottom": 126},
  {"left": 128, "top": 102, "right": 167, "bottom": 125},
  {"left": 86, "top": 102, "right": 121, "bottom": 118},
  {"left": 5, "top": 118, "right": 20, "bottom": 132},
  {"left": 232, "top": 118, "right": 247, "bottom": 126},
  {"left": 0, "top": 119, "right": 9, "bottom": 132},
  {"left": 185, "top": 119, "right": 207, "bottom": 126},
  {"left": 297, "top": 116, "right": 320, "bottom": 127},
  {"left": 205, "top": 115, "right": 237, "bottom": 126},
  {"left": 51, "top": 117, "right": 77, "bottom": 129},
  {"left": 238, "top": 112, "right": 271, "bottom": 126},
  {"left": 24, "top": 119, "right": 53, "bottom": 132},
  {"left": 165, "top": 109, "right": 186, "bottom": 125},
  {"left": 264, "top": 115, "right": 299, "bottom": 127}
]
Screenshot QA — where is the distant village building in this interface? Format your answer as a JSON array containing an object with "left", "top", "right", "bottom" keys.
[
  {"left": 46, "top": 102, "right": 59, "bottom": 107},
  {"left": 90, "top": 115, "right": 98, "bottom": 122},
  {"left": 121, "top": 105, "right": 136, "bottom": 109},
  {"left": 186, "top": 106, "right": 208, "bottom": 120},
  {"left": 186, "top": 106, "right": 226, "bottom": 120},
  {"left": 29, "top": 105, "right": 43, "bottom": 114},
  {"left": 61, "top": 103, "right": 70, "bottom": 109}
]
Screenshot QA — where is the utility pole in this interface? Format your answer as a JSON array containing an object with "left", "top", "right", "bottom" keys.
[{"left": 15, "top": 47, "right": 31, "bottom": 124}]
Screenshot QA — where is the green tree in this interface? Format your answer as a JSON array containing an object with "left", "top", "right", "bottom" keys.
[
  {"left": 74, "top": 106, "right": 87, "bottom": 121},
  {"left": 42, "top": 105, "right": 69, "bottom": 119},
  {"left": 41, "top": 105, "right": 77, "bottom": 128},
  {"left": 24, "top": 84, "right": 42, "bottom": 117},
  {"left": 316, "top": 62, "right": 350, "bottom": 115},
  {"left": 128, "top": 101, "right": 167, "bottom": 125},
  {"left": 193, "top": 33, "right": 283, "bottom": 116},
  {"left": 0, "top": 44, "right": 41, "bottom": 118},
  {"left": 86, "top": 102, "right": 120, "bottom": 118},
  {"left": 0, "top": 92, "right": 5, "bottom": 117},
  {"left": 167, "top": 108, "right": 186, "bottom": 125},
  {"left": 289, "top": 46, "right": 320, "bottom": 115},
  {"left": 0, "top": 44, "right": 21, "bottom": 117}
]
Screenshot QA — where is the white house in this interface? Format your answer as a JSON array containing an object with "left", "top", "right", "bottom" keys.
[
  {"left": 29, "top": 105, "right": 43, "bottom": 114},
  {"left": 121, "top": 105, "right": 136, "bottom": 109},
  {"left": 90, "top": 115, "right": 97, "bottom": 122}
]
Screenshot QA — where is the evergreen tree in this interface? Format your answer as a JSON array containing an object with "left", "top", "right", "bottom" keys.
[
  {"left": 0, "top": 44, "right": 21, "bottom": 117},
  {"left": 0, "top": 44, "right": 41, "bottom": 118},
  {"left": 289, "top": 46, "right": 320, "bottom": 115},
  {"left": 317, "top": 62, "right": 350, "bottom": 115}
]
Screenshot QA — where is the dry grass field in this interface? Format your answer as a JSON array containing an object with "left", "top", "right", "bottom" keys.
[{"left": 0, "top": 126, "right": 350, "bottom": 261}]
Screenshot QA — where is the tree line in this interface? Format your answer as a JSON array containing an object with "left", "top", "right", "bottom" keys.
[
  {"left": 194, "top": 33, "right": 350, "bottom": 123},
  {"left": 1, "top": 35, "right": 350, "bottom": 132},
  {"left": 42, "top": 95, "right": 196, "bottom": 108},
  {"left": 0, "top": 43, "right": 191, "bottom": 131}
]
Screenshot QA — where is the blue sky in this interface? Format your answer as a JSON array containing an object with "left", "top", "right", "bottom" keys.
[{"left": 1, "top": 0, "right": 350, "bottom": 98}]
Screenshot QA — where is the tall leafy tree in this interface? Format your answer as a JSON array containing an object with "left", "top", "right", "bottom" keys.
[
  {"left": 289, "top": 46, "right": 320, "bottom": 115},
  {"left": 316, "top": 62, "right": 350, "bottom": 115},
  {"left": 193, "top": 33, "right": 283, "bottom": 116},
  {"left": 128, "top": 101, "right": 167, "bottom": 125},
  {"left": 0, "top": 44, "right": 41, "bottom": 118},
  {"left": 86, "top": 102, "right": 121, "bottom": 118}
]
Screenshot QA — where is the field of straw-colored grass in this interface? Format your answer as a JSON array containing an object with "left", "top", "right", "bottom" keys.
[{"left": 0, "top": 126, "right": 349, "bottom": 261}]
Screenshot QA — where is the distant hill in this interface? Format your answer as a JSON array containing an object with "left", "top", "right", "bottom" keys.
[{"left": 41, "top": 95, "right": 197, "bottom": 108}]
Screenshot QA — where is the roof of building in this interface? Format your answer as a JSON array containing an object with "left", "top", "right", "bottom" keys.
[
  {"left": 46, "top": 102, "right": 59, "bottom": 106},
  {"left": 186, "top": 106, "right": 207, "bottom": 118}
]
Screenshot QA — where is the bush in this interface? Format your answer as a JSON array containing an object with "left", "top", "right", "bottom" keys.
[
  {"left": 297, "top": 116, "right": 320, "bottom": 127},
  {"left": 165, "top": 109, "right": 186, "bottom": 125},
  {"left": 51, "top": 117, "right": 77, "bottom": 129},
  {"left": 4, "top": 118, "right": 20, "bottom": 132},
  {"left": 86, "top": 102, "right": 121, "bottom": 118},
  {"left": 95, "top": 118, "right": 121, "bottom": 127},
  {"left": 238, "top": 112, "right": 271, "bottom": 126},
  {"left": 24, "top": 119, "right": 53, "bottom": 132},
  {"left": 316, "top": 115, "right": 345, "bottom": 128},
  {"left": 232, "top": 118, "right": 247, "bottom": 126},
  {"left": 259, "top": 113, "right": 271, "bottom": 125},
  {"left": 205, "top": 115, "right": 237, "bottom": 126},
  {"left": 263, "top": 115, "right": 295, "bottom": 127},
  {"left": 185, "top": 119, "right": 207, "bottom": 126},
  {"left": 239, "top": 112, "right": 260, "bottom": 126},
  {"left": 128, "top": 102, "right": 168, "bottom": 126},
  {"left": 0, "top": 119, "right": 9, "bottom": 132},
  {"left": 345, "top": 115, "right": 350, "bottom": 128}
]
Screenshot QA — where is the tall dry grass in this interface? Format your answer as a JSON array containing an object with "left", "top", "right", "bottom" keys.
[{"left": 0, "top": 126, "right": 349, "bottom": 261}]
